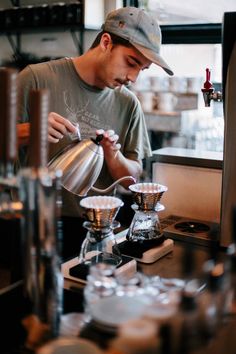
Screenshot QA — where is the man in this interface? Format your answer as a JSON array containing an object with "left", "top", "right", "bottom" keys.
[{"left": 17, "top": 6, "right": 173, "bottom": 258}]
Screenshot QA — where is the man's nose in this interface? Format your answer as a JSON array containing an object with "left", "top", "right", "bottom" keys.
[{"left": 126, "top": 68, "right": 140, "bottom": 83}]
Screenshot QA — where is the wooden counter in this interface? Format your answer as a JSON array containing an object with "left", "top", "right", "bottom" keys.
[{"left": 145, "top": 111, "right": 182, "bottom": 133}]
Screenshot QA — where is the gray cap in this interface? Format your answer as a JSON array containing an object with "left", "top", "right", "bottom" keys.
[{"left": 102, "top": 7, "right": 174, "bottom": 76}]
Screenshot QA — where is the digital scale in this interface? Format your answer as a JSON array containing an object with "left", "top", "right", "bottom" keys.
[{"left": 61, "top": 229, "right": 174, "bottom": 284}]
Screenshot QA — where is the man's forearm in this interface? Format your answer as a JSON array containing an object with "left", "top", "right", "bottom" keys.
[
  {"left": 104, "top": 150, "right": 142, "bottom": 188},
  {"left": 17, "top": 123, "right": 30, "bottom": 146}
]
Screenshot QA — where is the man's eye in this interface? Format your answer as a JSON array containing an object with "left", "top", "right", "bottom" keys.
[{"left": 127, "top": 60, "right": 136, "bottom": 67}]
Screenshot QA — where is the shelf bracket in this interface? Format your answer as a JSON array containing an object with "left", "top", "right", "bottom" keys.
[
  {"left": 10, "top": 0, "right": 21, "bottom": 6},
  {"left": 70, "top": 28, "right": 83, "bottom": 55},
  {"left": 6, "top": 32, "right": 22, "bottom": 57}
]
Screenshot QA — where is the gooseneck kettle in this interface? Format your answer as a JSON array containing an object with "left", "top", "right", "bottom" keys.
[{"left": 48, "top": 134, "right": 135, "bottom": 196}]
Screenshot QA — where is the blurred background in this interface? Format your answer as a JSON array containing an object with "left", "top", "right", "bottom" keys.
[{"left": 1, "top": 0, "right": 236, "bottom": 153}]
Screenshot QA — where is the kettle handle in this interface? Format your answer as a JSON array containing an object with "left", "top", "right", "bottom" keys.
[
  {"left": 91, "top": 134, "right": 104, "bottom": 145},
  {"left": 91, "top": 175, "right": 136, "bottom": 195}
]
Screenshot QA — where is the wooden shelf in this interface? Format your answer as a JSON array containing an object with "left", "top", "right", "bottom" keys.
[
  {"left": 145, "top": 111, "right": 182, "bottom": 133},
  {"left": 145, "top": 110, "right": 181, "bottom": 116}
]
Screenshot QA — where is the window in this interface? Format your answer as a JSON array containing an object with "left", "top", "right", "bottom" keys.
[
  {"left": 145, "top": 0, "right": 236, "bottom": 25},
  {"left": 131, "top": 0, "right": 236, "bottom": 152}
]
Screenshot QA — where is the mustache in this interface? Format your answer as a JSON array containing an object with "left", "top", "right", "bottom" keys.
[{"left": 116, "top": 79, "right": 131, "bottom": 86}]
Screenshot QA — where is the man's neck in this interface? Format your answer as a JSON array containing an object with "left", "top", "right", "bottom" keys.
[{"left": 72, "top": 49, "right": 104, "bottom": 88}]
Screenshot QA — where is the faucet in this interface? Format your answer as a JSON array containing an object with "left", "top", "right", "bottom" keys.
[{"left": 201, "top": 68, "right": 222, "bottom": 107}]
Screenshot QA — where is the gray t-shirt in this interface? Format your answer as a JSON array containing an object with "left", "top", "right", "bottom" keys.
[{"left": 18, "top": 57, "right": 152, "bottom": 216}]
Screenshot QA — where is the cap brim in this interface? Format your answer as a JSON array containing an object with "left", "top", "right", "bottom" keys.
[{"left": 132, "top": 42, "right": 174, "bottom": 76}]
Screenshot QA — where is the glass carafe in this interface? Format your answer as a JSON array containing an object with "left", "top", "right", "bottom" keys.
[
  {"left": 127, "top": 203, "right": 164, "bottom": 242},
  {"left": 79, "top": 196, "right": 124, "bottom": 267},
  {"left": 127, "top": 183, "right": 168, "bottom": 242},
  {"left": 80, "top": 220, "right": 122, "bottom": 266}
]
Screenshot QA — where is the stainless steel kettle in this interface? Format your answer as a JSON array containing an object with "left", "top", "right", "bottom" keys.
[{"left": 48, "top": 134, "right": 135, "bottom": 196}]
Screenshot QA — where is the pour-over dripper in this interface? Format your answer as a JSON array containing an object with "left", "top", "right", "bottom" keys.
[
  {"left": 80, "top": 196, "right": 124, "bottom": 228},
  {"left": 127, "top": 183, "right": 168, "bottom": 242},
  {"left": 128, "top": 182, "right": 168, "bottom": 211},
  {"left": 79, "top": 196, "right": 124, "bottom": 266}
]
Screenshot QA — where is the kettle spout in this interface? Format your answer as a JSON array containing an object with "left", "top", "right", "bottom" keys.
[{"left": 91, "top": 176, "right": 136, "bottom": 195}]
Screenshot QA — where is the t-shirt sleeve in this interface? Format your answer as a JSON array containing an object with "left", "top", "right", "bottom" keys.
[{"left": 123, "top": 97, "right": 152, "bottom": 161}]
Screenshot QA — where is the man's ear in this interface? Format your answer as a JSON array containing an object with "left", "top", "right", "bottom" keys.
[{"left": 100, "top": 33, "right": 113, "bottom": 51}]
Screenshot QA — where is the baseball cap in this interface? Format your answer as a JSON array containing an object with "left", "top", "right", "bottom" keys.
[{"left": 102, "top": 6, "right": 174, "bottom": 76}]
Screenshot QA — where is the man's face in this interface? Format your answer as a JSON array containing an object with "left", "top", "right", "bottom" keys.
[{"left": 97, "top": 42, "right": 151, "bottom": 89}]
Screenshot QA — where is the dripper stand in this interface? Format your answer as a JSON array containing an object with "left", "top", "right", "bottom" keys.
[
  {"left": 117, "top": 183, "right": 174, "bottom": 264},
  {"left": 61, "top": 196, "right": 137, "bottom": 284}
]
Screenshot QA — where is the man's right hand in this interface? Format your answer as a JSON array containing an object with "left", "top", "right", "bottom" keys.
[{"left": 48, "top": 112, "right": 77, "bottom": 143}]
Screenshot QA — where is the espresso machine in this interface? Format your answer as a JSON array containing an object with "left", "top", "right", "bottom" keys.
[
  {"left": 219, "top": 12, "right": 236, "bottom": 247},
  {"left": 200, "top": 12, "right": 236, "bottom": 248}
]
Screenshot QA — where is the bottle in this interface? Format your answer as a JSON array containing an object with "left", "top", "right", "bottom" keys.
[
  {"left": 0, "top": 67, "right": 18, "bottom": 179},
  {"left": 174, "top": 282, "right": 203, "bottom": 354},
  {"left": 225, "top": 246, "right": 236, "bottom": 315},
  {"left": 223, "top": 205, "right": 236, "bottom": 316},
  {"left": 19, "top": 89, "right": 63, "bottom": 351},
  {"left": 83, "top": 262, "right": 117, "bottom": 321},
  {"left": 166, "top": 241, "right": 202, "bottom": 354},
  {"left": 0, "top": 67, "right": 24, "bottom": 353},
  {"left": 198, "top": 260, "right": 225, "bottom": 340},
  {"left": 0, "top": 68, "right": 22, "bottom": 282},
  {"left": 106, "top": 318, "right": 159, "bottom": 354}
]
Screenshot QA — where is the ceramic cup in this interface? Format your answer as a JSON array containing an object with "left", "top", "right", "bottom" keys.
[
  {"left": 157, "top": 92, "right": 177, "bottom": 112},
  {"left": 138, "top": 92, "right": 154, "bottom": 112}
]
